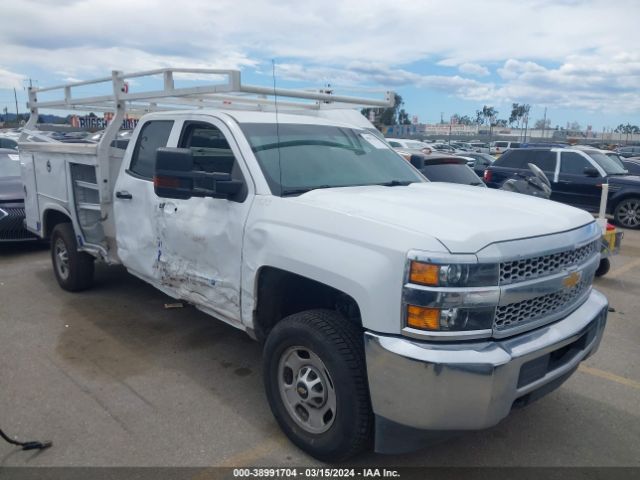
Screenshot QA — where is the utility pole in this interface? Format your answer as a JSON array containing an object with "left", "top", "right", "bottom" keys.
[
  {"left": 541, "top": 107, "right": 547, "bottom": 140},
  {"left": 13, "top": 88, "right": 19, "bottom": 122}
]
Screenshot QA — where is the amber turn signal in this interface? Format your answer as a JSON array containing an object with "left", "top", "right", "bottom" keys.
[
  {"left": 409, "top": 261, "right": 439, "bottom": 286},
  {"left": 406, "top": 305, "right": 440, "bottom": 330}
]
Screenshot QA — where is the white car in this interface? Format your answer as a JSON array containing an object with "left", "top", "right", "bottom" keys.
[
  {"left": 386, "top": 137, "right": 432, "bottom": 154},
  {"left": 490, "top": 140, "right": 520, "bottom": 155}
]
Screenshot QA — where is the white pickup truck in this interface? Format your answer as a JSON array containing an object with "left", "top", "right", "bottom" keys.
[{"left": 19, "top": 69, "right": 608, "bottom": 461}]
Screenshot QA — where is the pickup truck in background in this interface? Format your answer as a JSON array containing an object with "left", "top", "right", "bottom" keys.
[{"left": 19, "top": 69, "right": 608, "bottom": 461}]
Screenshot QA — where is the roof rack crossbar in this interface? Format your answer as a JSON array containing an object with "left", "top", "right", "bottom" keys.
[{"left": 28, "top": 68, "right": 394, "bottom": 115}]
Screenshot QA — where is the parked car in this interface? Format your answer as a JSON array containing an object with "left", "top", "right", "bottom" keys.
[
  {"left": 484, "top": 147, "right": 640, "bottom": 228},
  {"left": 0, "top": 136, "right": 18, "bottom": 150},
  {"left": 622, "top": 158, "right": 640, "bottom": 175},
  {"left": 430, "top": 142, "right": 457, "bottom": 153},
  {"left": 386, "top": 138, "right": 432, "bottom": 154},
  {"left": 450, "top": 141, "right": 475, "bottom": 152},
  {"left": 0, "top": 148, "right": 38, "bottom": 241},
  {"left": 456, "top": 152, "right": 495, "bottom": 177},
  {"left": 469, "top": 141, "right": 490, "bottom": 153},
  {"left": 490, "top": 141, "right": 520, "bottom": 155},
  {"left": 407, "top": 153, "right": 485, "bottom": 186},
  {"left": 617, "top": 146, "right": 640, "bottom": 158}
]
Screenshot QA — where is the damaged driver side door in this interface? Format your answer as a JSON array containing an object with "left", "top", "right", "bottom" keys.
[{"left": 155, "top": 118, "right": 252, "bottom": 327}]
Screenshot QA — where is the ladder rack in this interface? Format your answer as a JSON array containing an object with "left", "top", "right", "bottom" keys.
[{"left": 26, "top": 68, "right": 395, "bottom": 117}]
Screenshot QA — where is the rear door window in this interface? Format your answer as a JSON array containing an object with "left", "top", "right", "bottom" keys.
[
  {"left": 528, "top": 151, "right": 557, "bottom": 172},
  {"left": 129, "top": 120, "right": 174, "bottom": 179},
  {"left": 494, "top": 150, "right": 529, "bottom": 169}
]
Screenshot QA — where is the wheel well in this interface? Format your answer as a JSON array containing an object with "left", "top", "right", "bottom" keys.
[
  {"left": 610, "top": 194, "right": 640, "bottom": 213},
  {"left": 253, "top": 267, "right": 362, "bottom": 341},
  {"left": 43, "top": 210, "right": 71, "bottom": 238}
]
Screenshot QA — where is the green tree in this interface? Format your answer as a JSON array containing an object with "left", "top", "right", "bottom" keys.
[
  {"left": 398, "top": 108, "right": 411, "bottom": 125},
  {"left": 509, "top": 103, "right": 530, "bottom": 129},
  {"left": 534, "top": 118, "right": 551, "bottom": 129},
  {"left": 475, "top": 105, "right": 498, "bottom": 126},
  {"left": 361, "top": 93, "right": 408, "bottom": 127}
]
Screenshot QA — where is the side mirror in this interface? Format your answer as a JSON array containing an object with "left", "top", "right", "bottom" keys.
[
  {"left": 154, "top": 147, "right": 244, "bottom": 200},
  {"left": 409, "top": 154, "right": 425, "bottom": 169},
  {"left": 583, "top": 166, "right": 600, "bottom": 177},
  {"left": 154, "top": 147, "right": 195, "bottom": 199}
]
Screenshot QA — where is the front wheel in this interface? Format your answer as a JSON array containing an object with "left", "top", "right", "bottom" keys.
[
  {"left": 50, "top": 223, "right": 95, "bottom": 291},
  {"left": 595, "top": 257, "right": 610, "bottom": 277},
  {"left": 613, "top": 198, "right": 640, "bottom": 229},
  {"left": 263, "top": 310, "right": 372, "bottom": 462}
]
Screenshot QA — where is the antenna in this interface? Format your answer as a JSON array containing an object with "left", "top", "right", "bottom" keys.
[{"left": 272, "top": 59, "right": 283, "bottom": 195}]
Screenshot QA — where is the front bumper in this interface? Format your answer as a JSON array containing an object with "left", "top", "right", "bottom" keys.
[
  {"left": 0, "top": 204, "right": 38, "bottom": 242},
  {"left": 365, "top": 289, "right": 608, "bottom": 452}
]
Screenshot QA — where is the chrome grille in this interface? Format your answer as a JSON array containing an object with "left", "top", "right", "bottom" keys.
[
  {"left": 0, "top": 207, "right": 36, "bottom": 241},
  {"left": 499, "top": 240, "right": 600, "bottom": 285},
  {"left": 494, "top": 274, "right": 593, "bottom": 330}
]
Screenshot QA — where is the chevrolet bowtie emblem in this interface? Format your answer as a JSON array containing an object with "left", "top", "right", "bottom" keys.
[{"left": 563, "top": 271, "right": 582, "bottom": 289}]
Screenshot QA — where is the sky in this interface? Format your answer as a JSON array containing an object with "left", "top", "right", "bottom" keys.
[{"left": 1, "top": 0, "right": 639, "bottom": 131}]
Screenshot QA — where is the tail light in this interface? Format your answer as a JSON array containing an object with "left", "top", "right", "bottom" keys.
[{"left": 483, "top": 169, "right": 492, "bottom": 182}]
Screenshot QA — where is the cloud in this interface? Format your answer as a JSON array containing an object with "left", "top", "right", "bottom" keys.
[
  {"left": 0, "top": 0, "right": 638, "bottom": 120},
  {"left": 0, "top": 68, "right": 25, "bottom": 89},
  {"left": 458, "top": 63, "right": 490, "bottom": 77}
]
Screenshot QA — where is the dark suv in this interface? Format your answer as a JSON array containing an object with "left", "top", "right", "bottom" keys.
[{"left": 484, "top": 147, "right": 640, "bottom": 229}]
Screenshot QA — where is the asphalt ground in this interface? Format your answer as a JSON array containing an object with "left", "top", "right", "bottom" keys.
[{"left": 0, "top": 229, "right": 639, "bottom": 468}]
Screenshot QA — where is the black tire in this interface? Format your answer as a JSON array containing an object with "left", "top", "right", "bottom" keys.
[
  {"left": 613, "top": 197, "right": 640, "bottom": 229},
  {"left": 50, "top": 223, "right": 94, "bottom": 292},
  {"left": 595, "top": 258, "right": 610, "bottom": 277},
  {"left": 263, "top": 309, "right": 372, "bottom": 462}
]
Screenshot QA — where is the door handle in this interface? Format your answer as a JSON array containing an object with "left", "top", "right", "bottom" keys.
[{"left": 116, "top": 191, "right": 133, "bottom": 200}]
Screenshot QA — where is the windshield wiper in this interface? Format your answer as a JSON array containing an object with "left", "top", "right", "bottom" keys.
[
  {"left": 375, "top": 180, "right": 415, "bottom": 187},
  {"left": 281, "top": 185, "right": 334, "bottom": 196}
]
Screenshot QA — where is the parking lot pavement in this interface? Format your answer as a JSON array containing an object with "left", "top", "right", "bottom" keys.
[{"left": 1, "top": 231, "right": 639, "bottom": 468}]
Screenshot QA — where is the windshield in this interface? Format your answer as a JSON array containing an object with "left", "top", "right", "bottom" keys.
[
  {"left": 585, "top": 151, "right": 627, "bottom": 175},
  {"left": 0, "top": 152, "right": 21, "bottom": 177},
  {"left": 605, "top": 152, "right": 625, "bottom": 168},
  {"left": 240, "top": 123, "right": 424, "bottom": 195}
]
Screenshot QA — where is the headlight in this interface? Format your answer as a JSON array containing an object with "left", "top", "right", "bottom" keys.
[
  {"left": 406, "top": 305, "right": 494, "bottom": 331},
  {"left": 409, "top": 260, "right": 498, "bottom": 287},
  {"left": 404, "top": 254, "right": 499, "bottom": 337}
]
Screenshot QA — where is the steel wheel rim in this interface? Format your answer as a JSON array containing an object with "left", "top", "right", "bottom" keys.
[
  {"left": 617, "top": 200, "right": 640, "bottom": 228},
  {"left": 278, "top": 346, "right": 337, "bottom": 434},
  {"left": 54, "top": 238, "right": 70, "bottom": 280}
]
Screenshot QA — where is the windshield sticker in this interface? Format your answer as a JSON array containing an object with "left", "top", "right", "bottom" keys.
[{"left": 360, "top": 133, "right": 388, "bottom": 149}]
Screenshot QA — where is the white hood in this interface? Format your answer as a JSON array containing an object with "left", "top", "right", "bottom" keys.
[{"left": 290, "top": 182, "right": 594, "bottom": 253}]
